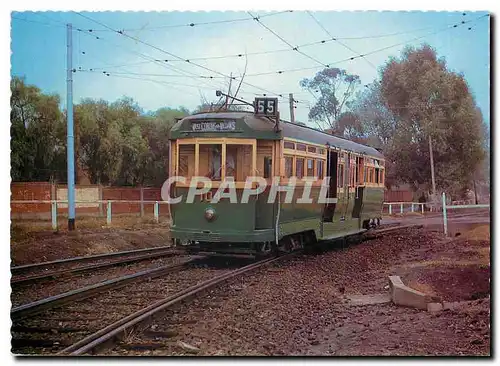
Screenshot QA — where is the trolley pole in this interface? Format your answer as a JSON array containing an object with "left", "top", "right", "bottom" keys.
[
  {"left": 289, "top": 93, "right": 295, "bottom": 123},
  {"left": 67, "top": 23, "right": 76, "bottom": 230}
]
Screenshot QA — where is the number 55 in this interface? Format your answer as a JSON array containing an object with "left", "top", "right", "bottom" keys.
[
  {"left": 267, "top": 101, "right": 274, "bottom": 114},
  {"left": 257, "top": 100, "right": 265, "bottom": 113}
]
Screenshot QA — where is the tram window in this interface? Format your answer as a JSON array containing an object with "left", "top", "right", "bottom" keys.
[
  {"left": 264, "top": 156, "right": 272, "bottom": 178},
  {"left": 226, "top": 145, "right": 238, "bottom": 178},
  {"left": 317, "top": 160, "right": 324, "bottom": 179},
  {"left": 285, "top": 156, "right": 293, "bottom": 178},
  {"left": 284, "top": 141, "right": 295, "bottom": 149},
  {"left": 318, "top": 148, "right": 325, "bottom": 155},
  {"left": 380, "top": 170, "right": 385, "bottom": 185},
  {"left": 296, "top": 158, "right": 305, "bottom": 179},
  {"left": 308, "top": 146, "right": 317, "bottom": 153},
  {"left": 306, "top": 159, "right": 314, "bottom": 177},
  {"left": 199, "top": 144, "right": 222, "bottom": 180},
  {"left": 375, "top": 168, "right": 380, "bottom": 183},
  {"left": 178, "top": 144, "right": 195, "bottom": 177},
  {"left": 226, "top": 144, "right": 252, "bottom": 181},
  {"left": 297, "top": 144, "right": 307, "bottom": 152},
  {"left": 338, "top": 164, "right": 344, "bottom": 188}
]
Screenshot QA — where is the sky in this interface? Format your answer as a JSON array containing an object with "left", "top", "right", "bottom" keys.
[{"left": 10, "top": 10, "right": 490, "bottom": 126}]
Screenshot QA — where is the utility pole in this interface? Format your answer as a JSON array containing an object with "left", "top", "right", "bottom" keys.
[
  {"left": 429, "top": 135, "right": 436, "bottom": 200},
  {"left": 67, "top": 24, "right": 76, "bottom": 230},
  {"left": 225, "top": 72, "right": 233, "bottom": 110},
  {"left": 289, "top": 93, "right": 295, "bottom": 123}
]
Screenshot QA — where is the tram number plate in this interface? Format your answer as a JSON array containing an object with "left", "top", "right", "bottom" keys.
[
  {"left": 254, "top": 97, "right": 278, "bottom": 117},
  {"left": 191, "top": 120, "right": 236, "bottom": 132}
]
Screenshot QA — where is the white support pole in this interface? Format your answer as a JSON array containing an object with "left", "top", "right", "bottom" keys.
[
  {"left": 389, "top": 204, "right": 392, "bottom": 215},
  {"left": 154, "top": 201, "right": 159, "bottom": 223},
  {"left": 51, "top": 201, "right": 57, "bottom": 231},
  {"left": 107, "top": 201, "right": 112, "bottom": 226},
  {"left": 411, "top": 203, "right": 414, "bottom": 212},
  {"left": 421, "top": 203, "right": 424, "bottom": 214},
  {"left": 442, "top": 192, "right": 448, "bottom": 236},
  {"left": 400, "top": 203, "right": 403, "bottom": 214}
]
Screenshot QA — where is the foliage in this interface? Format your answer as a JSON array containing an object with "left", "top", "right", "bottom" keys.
[
  {"left": 378, "top": 44, "right": 486, "bottom": 197},
  {"left": 300, "top": 67, "right": 361, "bottom": 130},
  {"left": 10, "top": 76, "right": 66, "bottom": 182},
  {"left": 11, "top": 77, "right": 189, "bottom": 186},
  {"left": 343, "top": 44, "right": 487, "bottom": 198}
]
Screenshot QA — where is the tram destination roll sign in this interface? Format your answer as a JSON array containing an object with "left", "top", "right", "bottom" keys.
[{"left": 191, "top": 120, "right": 236, "bottom": 132}]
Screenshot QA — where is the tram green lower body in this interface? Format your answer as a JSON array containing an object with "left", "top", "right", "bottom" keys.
[{"left": 170, "top": 187, "right": 384, "bottom": 247}]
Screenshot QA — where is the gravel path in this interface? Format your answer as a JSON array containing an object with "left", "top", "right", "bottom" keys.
[{"left": 99, "top": 227, "right": 490, "bottom": 356}]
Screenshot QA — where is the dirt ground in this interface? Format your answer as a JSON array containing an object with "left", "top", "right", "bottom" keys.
[
  {"left": 109, "top": 224, "right": 490, "bottom": 356},
  {"left": 10, "top": 220, "right": 171, "bottom": 266}
]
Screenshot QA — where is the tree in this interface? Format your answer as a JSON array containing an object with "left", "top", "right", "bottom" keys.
[
  {"left": 378, "top": 44, "right": 486, "bottom": 198},
  {"left": 10, "top": 76, "right": 66, "bottom": 182},
  {"left": 75, "top": 99, "right": 124, "bottom": 185},
  {"left": 138, "top": 107, "right": 189, "bottom": 186},
  {"left": 300, "top": 67, "right": 361, "bottom": 130}
]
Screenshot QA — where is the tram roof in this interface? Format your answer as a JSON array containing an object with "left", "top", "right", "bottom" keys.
[{"left": 177, "top": 112, "right": 384, "bottom": 159}]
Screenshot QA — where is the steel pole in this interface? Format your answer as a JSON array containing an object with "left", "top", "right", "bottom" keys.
[{"left": 66, "top": 23, "right": 76, "bottom": 230}]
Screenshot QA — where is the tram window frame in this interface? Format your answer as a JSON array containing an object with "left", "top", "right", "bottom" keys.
[
  {"left": 296, "top": 143, "right": 307, "bottom": 152},
  {"left": 178, "top": 144, "right": 195, "bottom": 177},
  {"left": 306, "top": 159, "right": 314, "bottom": 177},
  {"left": 338, "top": 164, "right": 344, "bottom": 188},
  {"left": 285, "top": 156, "right": 293, "bottom": 178},
  {"left": 264, "top": 156, "right": 272, "bottom": 178},
  {"left": 296, "top": 157, "right": 305, "bottom": 179},
  {"left": 317, "top": 160, "right": 324, "bottom": 179},
  {"left": 284, "top": 141, "right": 295, "bottom": 149},
  {"left": 308, "top": 146, "right": 317, "bottom": 153},
  {"left": 375, "top": 168, "right": 380, "bottom": 184},
  {"left": 198, "top": 144, "right": 223, "bottom": 181}
]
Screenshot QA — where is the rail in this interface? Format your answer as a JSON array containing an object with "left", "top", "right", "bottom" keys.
[
  {"left": 11, "top": 200, "right": 170, "bottom": 230},
  {"left": 441, "top": 192, "right": 490, "bottom": 236},
  {"left": 383, "top": 202, "right": 426, "bottom": 215}
]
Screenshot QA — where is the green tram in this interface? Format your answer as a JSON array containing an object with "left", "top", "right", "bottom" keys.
[{"left": 167, "top": 109, "right": 385, "bottom": 257}]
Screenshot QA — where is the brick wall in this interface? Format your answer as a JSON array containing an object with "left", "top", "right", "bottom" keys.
[
  {"left": 384, "top": 189, "right": 413, "bottom": 203},
  {"left": 11, "top": 182, "right": 162, "bottom": 216}
]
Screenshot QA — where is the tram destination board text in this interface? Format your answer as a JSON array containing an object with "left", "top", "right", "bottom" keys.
[{"left": 191, "top": 120, "right": 236, "bottom": 132}]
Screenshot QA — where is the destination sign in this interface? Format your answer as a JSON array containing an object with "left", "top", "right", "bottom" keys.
[{"left": 191, "top": 120, "right": 236, "bottom": 132}]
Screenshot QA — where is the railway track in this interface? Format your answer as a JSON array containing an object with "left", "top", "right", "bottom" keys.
[
  {"left": 11, "top": 246, "right": 179, "bottom": 285},
  {"left": 11, "top": 224, "right": 420, "bottom": 356}
]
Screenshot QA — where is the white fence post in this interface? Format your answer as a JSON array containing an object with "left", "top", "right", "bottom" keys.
[
  {"left": 154, "top": 201, "right": 159, "bottom": 223},
  {"left": 421, "top": 203, "right": 424, "bottom": 214},
  {"left": 400, "top": 203, "right": 403, "bottom": 214},
  {"left": 51, "top": 200, "right": 57, "bottom": 230},
  {"left": 389, "top": 204, "right": 392, "bottom": 215},
  {"left": 442, "top": 192, "right": 448, "bottom": 236},
  {"left": 411, "top": 203, "right": 414, "bottom": 212},
  {"left": 107, "top": 201, "right": 112, "bottom": 226}
]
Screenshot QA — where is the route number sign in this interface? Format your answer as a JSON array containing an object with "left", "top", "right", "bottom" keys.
[{"left": 254, "top": 97, "right": 278, "bottom": 117}]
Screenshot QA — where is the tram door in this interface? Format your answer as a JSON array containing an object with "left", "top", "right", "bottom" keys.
[
  {"left": 322, "top": 149, "right": 338, "bottom": 222},
  {"left": 352, "top": 156, "right": 364, "bottom": 218}
]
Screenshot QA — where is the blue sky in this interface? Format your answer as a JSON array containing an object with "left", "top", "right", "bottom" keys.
[{"left": 10, "top": 10, "right": 490, "bottom": 126}]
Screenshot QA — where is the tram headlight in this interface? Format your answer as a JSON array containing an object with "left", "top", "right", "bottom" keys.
[{"left": 204, "top": 207, "right": 216, "bottom": 221}]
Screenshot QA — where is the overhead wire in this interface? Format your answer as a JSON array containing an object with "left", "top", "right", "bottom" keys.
[
  {"left": 247, "top": 11, "right": 328, "bottom": 68},
  {"left": 73, "top": 11, "right": 286, "bottom": 99},
  {"left": 240, "top": 13, "right": 489, "bottom": 78},
  {"left": 80, "top": 10, "right": 294, "bottom": 33},
  {"left": 306, "top": 11, "right": 378, "bottom": 71},
  {"left": 30, "top": 11, "right": 228, "bottom": 91}
]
